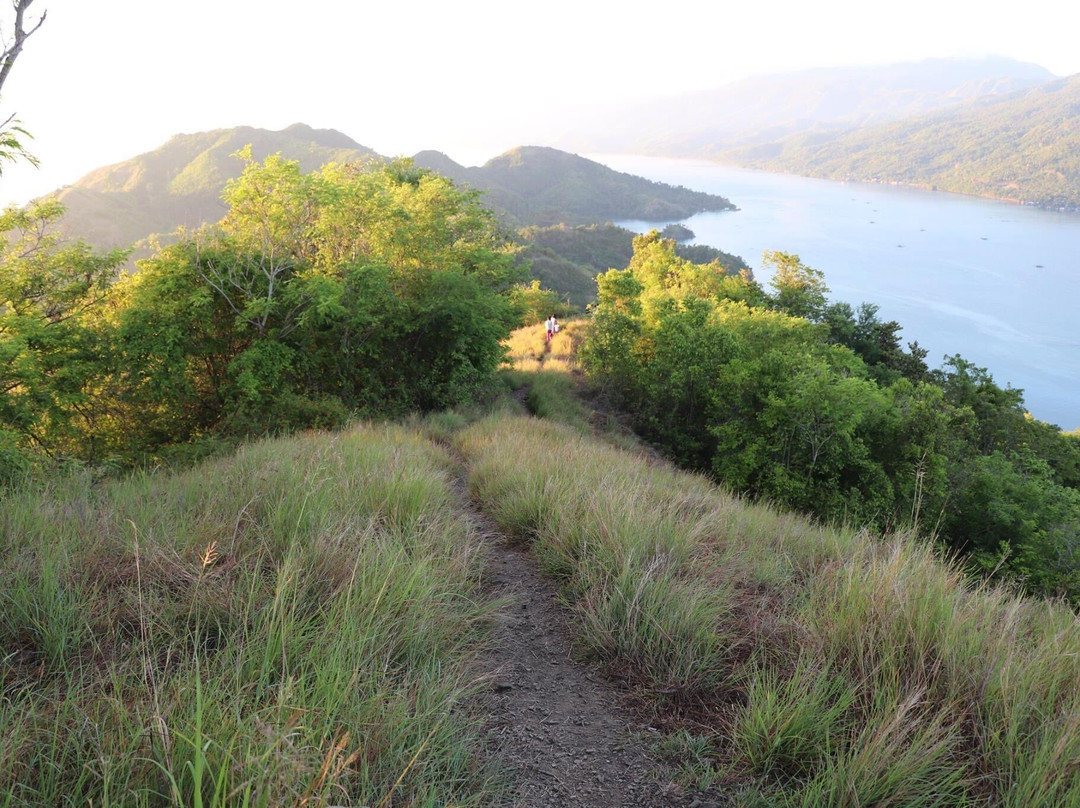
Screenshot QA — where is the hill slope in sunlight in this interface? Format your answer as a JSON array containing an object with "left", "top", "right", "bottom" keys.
[
  {"left": 734, "top": 73, "right": 1080, "bottom": 209},
  {"left": 413, "top": 146, "right": 735, "bottom": 225},
  {"left": 53, "top": 123, "right": 377, "bottom": 248}
]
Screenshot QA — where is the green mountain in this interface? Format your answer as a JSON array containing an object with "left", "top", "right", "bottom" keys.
[
  {"left": 50, "top": 128, "right": 735, "bottom": 260},
  {"left": 411, "top": 146, "right": 734, "bottom": 225},
  {"left": 730, "top": 74, "right": 1080, "bottom": 209},
  {"left": 557, "top": 57, "right": 1056, "bottom": 157},
  {"left": 53, "top": 123, "right": 378, "bottom": 249}
]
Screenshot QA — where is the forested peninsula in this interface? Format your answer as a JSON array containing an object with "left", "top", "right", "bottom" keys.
[
  {"left": 554, "top": 57, "right": 1080, "bottom": 211},
  {"left": 733, "top": 74, "right": 1080, "bottom": 210}
]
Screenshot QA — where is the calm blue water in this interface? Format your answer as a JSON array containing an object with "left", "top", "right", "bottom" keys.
[{"left": 596, "top": 155, "right": 1080, "bottom": 431}]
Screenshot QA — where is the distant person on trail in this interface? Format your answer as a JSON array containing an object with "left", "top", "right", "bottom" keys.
[{"left": 545, "top": 315, "right": 557, "bottom": 343}]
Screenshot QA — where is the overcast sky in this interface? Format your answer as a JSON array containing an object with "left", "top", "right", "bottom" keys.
[{"left": 2, "top": 0, "right": 1079, "bottom": 206}]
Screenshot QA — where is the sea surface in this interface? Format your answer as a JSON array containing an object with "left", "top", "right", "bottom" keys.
[{"left": 594, "top": 154, "right": 1080, "bottom": 431}]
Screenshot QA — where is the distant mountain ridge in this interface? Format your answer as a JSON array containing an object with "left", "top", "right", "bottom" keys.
[
  {"left": 557, "top": 56, "right": 1056, "bottom": 157},
  {"left": 731, "top": 74, "right": 1080, "bottom": 209},
  {"left": 49, "top": 127, "right": 734, "bottom": 252}
]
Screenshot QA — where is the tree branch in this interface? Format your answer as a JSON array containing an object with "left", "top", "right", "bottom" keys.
[{"left": 0, "top": 1, "right": 47, "bottom": 96}]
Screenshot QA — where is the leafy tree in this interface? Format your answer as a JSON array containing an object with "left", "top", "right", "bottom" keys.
[
  {"left": 933, "top": 355, "right": 1027, "bottom": 453},
  {"left": 945, "top": 449, "right": 1080, "bottom": 596},
  {"left": 508, "top": 279, "right": 575, "bottom": 326},
  {"left": 0, "top": 200, "right": 127, "bottom": 461},
  {"left": 764, "top": 250, "right": 829, "bottom": 321},
  {"left": 110, "top": 153, "right": 521, "bottom": 447},
  {"left": 633, "top": 296, "right": 738, "bottom": 468},
  {"left": 824, "top": 300, "right": 929, "bottom": 383}
]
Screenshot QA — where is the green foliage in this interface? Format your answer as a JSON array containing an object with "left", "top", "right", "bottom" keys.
[
  {"left": 508, "top": 279, "right": 576, "bottom": 326},
  {"left": 582, "top": 237, "right": 1080, "bottom": 599},
  {"left": 0, "top": 118, "right": 37, "bottom": 174},
  {"left": 764, "top": 251, "right": 829, "bottom": 321},
  {"left": 0, "top": 200, "right": 129, "bottom": 463},
  {"left": 0, "top": 427, "right": 31, "bottom": 485},
  {"left": 517, "top": 222, "right": 750, "bottom": 307},
  {"left": 1, "top": 153, "right": 522, "bottom": 470},
  {"left": 824, "top": 301, "right": 930, "bottom": 384}
]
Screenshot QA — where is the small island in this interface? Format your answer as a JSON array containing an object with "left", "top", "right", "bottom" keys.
[{"left": 660, "top": 223, "right": 695, "bottom": 241}]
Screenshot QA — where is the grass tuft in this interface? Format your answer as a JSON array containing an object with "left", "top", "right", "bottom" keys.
[
  {"left": 458, "top": 411, "right": 1080, "bottom": 805},
  {"left": 0, "top": 423, "right": 498, "bottom": 806}
]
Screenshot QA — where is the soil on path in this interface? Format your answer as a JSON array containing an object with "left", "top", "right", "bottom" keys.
[{"left": 454, "top": 464, "right": 720, "bottom": 807}]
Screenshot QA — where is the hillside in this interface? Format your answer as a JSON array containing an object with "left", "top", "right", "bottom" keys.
[
  {"left": 5, "top": 150, "right": 1080, "bottom": 803},
  {"left": 48, "top": 128, "right": 735, "bottom": 254},
  {"left": 53, "top": 123, "right": 378, "bottom": 248},
  {"left": 6, "top": 347, "right": 1080, "bottom": 804},
  {"left": 556, "top": 56, "right": 1056, "bottom": 157},
  {"left": 411, "top": 146, "right": 734, "bottom": 225},
  {"left": 731, "top": 73, "right": 1080, "bottom": 209}
]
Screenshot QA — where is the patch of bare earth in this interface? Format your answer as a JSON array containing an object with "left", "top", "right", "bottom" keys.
[{"left": 454, "top": 474, "right": 720, "bottom": 807}]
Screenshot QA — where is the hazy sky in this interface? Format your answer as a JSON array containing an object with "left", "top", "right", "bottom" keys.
[{"left": 2, "top": 0, "right": 1079, "bottom": 205}]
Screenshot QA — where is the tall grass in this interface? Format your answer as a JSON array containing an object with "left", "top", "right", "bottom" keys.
[
  {"left": 502, "top": 320, "right": 582, "bottom": 376},
  {"left": 0, "top": 424, "right": 496, "bottom": 806},
  {"left": 457, "top": 411, "right": 1080, "bottom": 805},
  {"left": 502, "top": 322, "right": 548, "bottom": 369}
]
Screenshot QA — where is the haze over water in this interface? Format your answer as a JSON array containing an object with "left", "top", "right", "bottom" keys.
[{"left": 601, "top": 155, "right": 1080, "bottom": 431}]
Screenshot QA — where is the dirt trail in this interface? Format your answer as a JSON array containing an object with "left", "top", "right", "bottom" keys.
[{"left": 451, "top": 448, "right": 718, "bottom": 808}]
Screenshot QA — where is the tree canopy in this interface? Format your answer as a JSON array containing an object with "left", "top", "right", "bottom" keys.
[
  {"left": 582, "top": 233, "right": 1080, "bottom": 600},
  {"left": 0, "top": 152, "right": 522, "bottom": 475}
]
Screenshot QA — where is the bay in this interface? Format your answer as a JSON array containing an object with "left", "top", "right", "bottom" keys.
[{"left": 596, "top": 154, "right": 1080, "bottom": 431}]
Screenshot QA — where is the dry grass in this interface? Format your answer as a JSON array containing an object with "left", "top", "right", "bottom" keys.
[
  {"left": 0, "top": 423, "right": 498, "bottom": 807},
  {"left": 458, "top": 411, "right": 1080, "bottom": 805},
  {"left": 502, "top": 319, "right": 584, "bottom": 374}
]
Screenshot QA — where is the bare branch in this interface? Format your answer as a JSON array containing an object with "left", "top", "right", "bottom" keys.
[{"left": 0, "top": 1, "right": 47, "bottom": 96}]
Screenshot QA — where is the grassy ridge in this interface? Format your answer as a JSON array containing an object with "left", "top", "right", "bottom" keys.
[
  {"left": 8, "top": 339, "right": 1080, "bottom": 805},
  {"left": 457, "top": 405, "right": 1080, "bottom": 805},
  {"left": 0, "top": 424, "right": 495, "bottom": 806}
]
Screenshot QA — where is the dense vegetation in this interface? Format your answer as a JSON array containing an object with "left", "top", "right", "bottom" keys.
[
  {"left": 735, "top": 74, "right": 1080, "bottom": 209},
  {"left": 517, "top": 222, "right": 749, "bottom": 307},
  {"left": 464, "top": 393, "right": 1080, "bottom": 806},
  {"left": 0, "top": 151, "right": 521, "bottom": 477},
  {"left": 581, "top": 232, "right": 1080, "bottom": 599}
]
